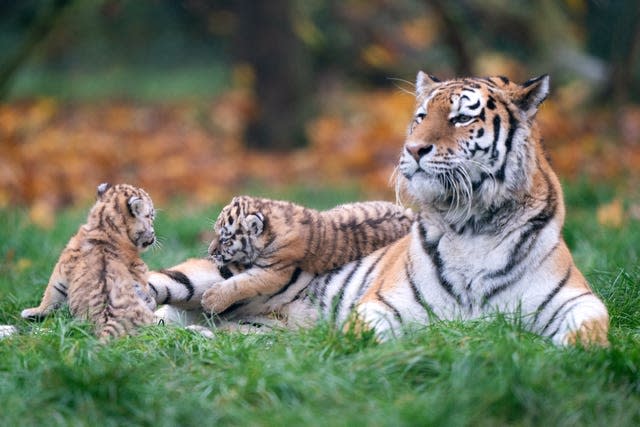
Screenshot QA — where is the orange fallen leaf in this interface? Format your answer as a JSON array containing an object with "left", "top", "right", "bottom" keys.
[{"left": 596, "top": 198, "right": 624, "bottom": 228}]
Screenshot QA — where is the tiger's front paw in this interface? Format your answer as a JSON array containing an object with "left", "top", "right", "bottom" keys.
[
  {"left": 20, "top": 307, "right": 46, "bottom": 320},
  {"left": 201, "top": 287, "right": 235, "bottom": 314}
]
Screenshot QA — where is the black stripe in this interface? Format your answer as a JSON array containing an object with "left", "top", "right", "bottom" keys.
[
  {"left": 220, "top": 265, "right": 233, "bottom": 279},
  {"left": 533, "top": 267, "right": 572, "bottom": 326},
  {"left": 495, "top": 108, "right": 518, "bottom": 182},
  {"left": 148, "top": 282, "right": 159, "bottom": 298},
  {"left": 302, "top": 209, "right": 315, "bottom": 260},
  {"left": 485, "top": 169, "right": 557, "bottom": 282},
  {"left": 405, "top": 257, "right": 435, "bottom": 315},
  {"left": 541, "top": 291, "right": 593, "bottom": 335},
  {"left": 98, "top": 253, "right": 109, "bottom": 323},
  {"left": 314, "top": 269, "right": 338, "bottom": 310},
  {"left": 218, "top": 301, "right": 247, "bottom": 317},
  {"left": 267, "top": 267, "right": 303, "bottom": 300},
  {"left": 418, "top": 220, "right": 463, "bottom": 305},
  {"left": 54, "top": 282, "right": 68, "bottom": 297},
  {"left": 159, "top": 269, "right": 195, "bottom": 301},
  {"left": 348, "top": 247, "right": 390, "bottom": 312},
  {"left": 467, "top": 99, "right": 481, "bottom": 110},
  {"left": 376, "top": 291, "right": 403, "bottom": 324},
  {"left": 490, "top": 115, "right": 501, "bottom": 161},
  {"left": 332, "top": 259, "right": 363, "bottom": 321},
  {"left": 161, "top": 287, "right": 172, "bottom": 305}
]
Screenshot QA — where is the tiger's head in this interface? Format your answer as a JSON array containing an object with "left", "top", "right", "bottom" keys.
[
  {"left": 397, "top": 72, "right": 549, "bottom": 222},
  {"left": 208, "top": 196, "right": 266, "bottom": 268},
  {"left": 88, "top": 183, "right": 156, "bottom": 252}
]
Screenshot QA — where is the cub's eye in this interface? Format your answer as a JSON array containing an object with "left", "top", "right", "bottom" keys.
[
  {"left": 450, "top": 114, "right": 474, "bottom": 125},
  {"left": 415, "top": 112, "right": 426, "bottom": 124},
  {"left": 223, "top": 239, "right": 233, "bottom": 248}
]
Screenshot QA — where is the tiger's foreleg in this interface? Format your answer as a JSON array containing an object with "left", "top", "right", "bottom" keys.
[
  {"left": 201, "top": 265, "right": 295, "bottom": 314},
  {"left": 547, "top": 296, "right": 609, "bottom": 347},
  {"left": 21, "top": 260, "right": 68, "bottom": 320}
]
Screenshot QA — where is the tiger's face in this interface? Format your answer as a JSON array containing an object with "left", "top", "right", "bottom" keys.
[
  {"left": 93, "top": 183, "right": 156, "bottom": 252},
  {"left": 208, "top": 197, "right": 265, "bottom": 267},
  {"left": 397, "top": 73, "right": 549, "bottom": 219}
]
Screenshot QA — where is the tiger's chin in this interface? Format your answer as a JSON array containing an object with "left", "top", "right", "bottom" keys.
[{"left": 401, "top": 175, "right": 475, "bottom": 225}]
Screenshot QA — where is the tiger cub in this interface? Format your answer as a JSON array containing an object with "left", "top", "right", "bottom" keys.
[
  {"left": 201, "top": 196, "right": 414, "bottom": 314},
  {"left": 21, "top": 183, "right": 157, "bottom": 341}
]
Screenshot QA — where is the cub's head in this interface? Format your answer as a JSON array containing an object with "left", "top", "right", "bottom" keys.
[
  {"left": 91, "top": 183, "right": 156, "bottom": 251},
  {"left": 397, "top": 72, "right": 550, "bottom": 220},
  {"left": 208, "top": 196, "right": 265, "bottom": 267}
]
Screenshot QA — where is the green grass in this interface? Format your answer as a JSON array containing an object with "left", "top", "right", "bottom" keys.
[
  {"left": 1, "top": 184, "right": 639, "bottom": 426},
  {"left": 7, "top": 65, "right": 231, "bottom": 102}
]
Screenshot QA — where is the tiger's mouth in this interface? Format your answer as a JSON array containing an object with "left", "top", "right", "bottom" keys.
[{"left": 137, "top": 232, "right": 156, "bottom": 250}]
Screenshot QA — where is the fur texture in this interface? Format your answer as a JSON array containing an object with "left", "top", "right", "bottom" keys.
[
  {"left": 201, "top": 196, "right": 414, "bottom": 313},
  {"left": 21, "top": 183, "right": 157, "bottom": 341},
  {"left": 151, "top": 74, "right": 609, "bottom": 346}
]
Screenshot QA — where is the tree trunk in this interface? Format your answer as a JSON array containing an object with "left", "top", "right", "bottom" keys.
[
  {"left": 0, "top": 0, "right": 73, "bottom": 100},
  {"left": 231, "top": 0, "right": 313, "bottom": 150}
]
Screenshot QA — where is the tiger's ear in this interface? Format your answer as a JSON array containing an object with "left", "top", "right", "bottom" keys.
[
  {"left": 244, "top": 213, "right": 265, "bottom": 236},
  {"left": 416, "top": 71, "right": 440, "bottom": 97},
  {"left": 516, "top": 75, "right": 550, "bottom": 118},
  {"left": 127, "top": 196, "right": 145, "bottom": 218},
  {"left": 97, "top": 182, "right": 111, "bottom": 199}
]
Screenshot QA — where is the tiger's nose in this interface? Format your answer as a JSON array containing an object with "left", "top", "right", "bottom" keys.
[{"left": 405, "top": 141, "right": 434, "bottom": 162}]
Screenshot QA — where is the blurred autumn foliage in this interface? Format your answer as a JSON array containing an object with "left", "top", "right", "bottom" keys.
[
  {"left": 1, "top": 86, "right": 639, "bottom": 228},
  {"left": 0, "top": 0, "right": 639, "bottom": 228}
]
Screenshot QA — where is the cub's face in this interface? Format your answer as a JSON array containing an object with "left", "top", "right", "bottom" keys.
[
  {"left": 397, "top": 72, "right": 549, "bottom": 210},
  {"left": 208, "top": 199, "right": 265, "bottom": 267},
  {"left": 126, "top": 193, "right": 156, "bottom": 251},
  {"left": 95, "top": 183, "right": 156, "bottom": 251}
]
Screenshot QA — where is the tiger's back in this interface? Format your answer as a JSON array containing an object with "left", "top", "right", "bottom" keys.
[{"left": 21, "top": 183, "right": 158, "bottom": 341}]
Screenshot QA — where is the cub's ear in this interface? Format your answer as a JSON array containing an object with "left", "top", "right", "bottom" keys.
[
  {"left": 127, "top": 196, "right": 145, "bottom": 217},
  {"left": 244, "top": 213, "right": 265, "bottom": 236},
  {"left": 97, "top": 182, "right": 111, "bottom": 199},
  {"left": 516, "top": 75, "right": 550, "bottom": 118},
  {"left": 416, "top": 71, "right": 441, "bottom": 97}
]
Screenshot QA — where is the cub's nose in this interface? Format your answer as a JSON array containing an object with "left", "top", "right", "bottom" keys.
[{"left": 405, "top": 141, "right": 434, "bottom": 162}]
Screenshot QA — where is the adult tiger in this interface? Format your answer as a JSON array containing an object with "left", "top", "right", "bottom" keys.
[{"left": 151, "top": 73, "right": 609, "bottom": 346}]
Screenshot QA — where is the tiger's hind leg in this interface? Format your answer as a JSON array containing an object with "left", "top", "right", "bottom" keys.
[{"left": 21, "top": 261, "right": 69, "bottom": 320}]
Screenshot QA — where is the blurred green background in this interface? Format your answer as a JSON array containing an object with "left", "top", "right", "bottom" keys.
[{"left": 0, "top": 0, "right": 639, "bottom": 216}]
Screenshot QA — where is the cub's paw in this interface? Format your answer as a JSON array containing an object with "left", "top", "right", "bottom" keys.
[
  {"left": 21, "top": 307, "right": 46, "bottom": 321},
  {"left": 201, "top": 287, "right": 234, "bottom": 314}
]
